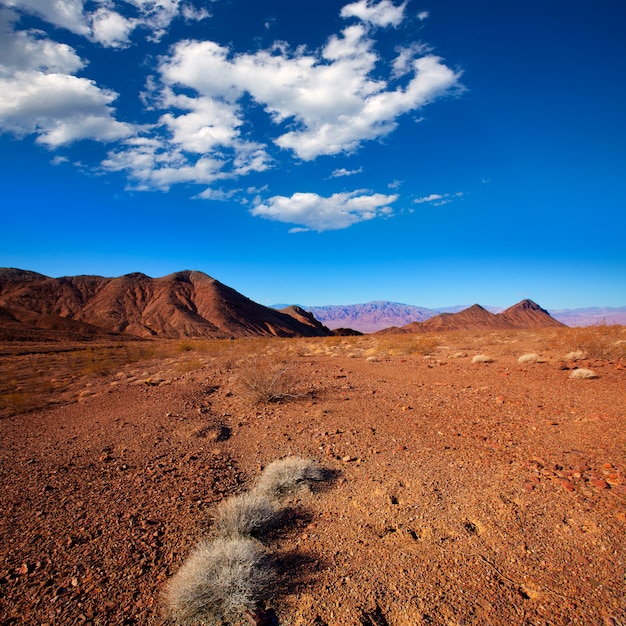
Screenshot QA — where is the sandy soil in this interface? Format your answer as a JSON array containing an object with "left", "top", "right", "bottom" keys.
[{"left": 1, "top": 332, "right": 625, "bottom": 625}]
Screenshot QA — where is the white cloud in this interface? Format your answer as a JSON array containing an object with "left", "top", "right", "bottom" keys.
[
  {"left": 414, "top": 192, "right": 464, "bottom": 206},
  {"left": 0, "top": 71, "right": 134, "bottom": 145},
  {"left": 5, "top": 0, "right": 207, "bottom": 47},
  {"left": 0, "top": 14, "right": 134, "bottom": 146},
  {"left": 330, "top": 167, "right": 363, "bottom": 178},
  {"left": 101, "top": 137, "right": 225, "bottom": 190},
  {"left": 417, "top": 11, "right": 429, "bottom": 21},
  {"left": 250, "top": 190, "right": 397, "bottom": 232},
  {"left": 340, "top": 0, "right": 407, "bottom": 28},
  {"left": 391, "top": 42, "right": 430, "bottom": 79},
  {"left": 3, "top": 0, "right": 91, "bottom": 36},
  {"left": 101, "top": 131, "right": 271, "bottom": 190},
  {"left": 181, "top": 3, "right": 211, "bottom": 22},
  {"left": 158, "top": 18, "right": 461, "bottom": 162},
  {"left": 0, "top": 25, "right": 84, "bottom": 73},
  {"left": 90, "top": 8, "right": 136, "bottom": 48}
]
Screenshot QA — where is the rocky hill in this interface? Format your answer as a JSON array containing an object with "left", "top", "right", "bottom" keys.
[
  {"left": 0, "top": 269, "right": 333, "bottom": 340},
  {"left": 376, "top": 299, "right": 564, "bottom": 334}
]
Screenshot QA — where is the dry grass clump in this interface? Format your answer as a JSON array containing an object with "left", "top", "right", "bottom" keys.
[
  {"left": 237, "top": 355, "right": 304, "bottom": 404},
  {"left": 570, "top": 368, "right": 598, "bottom": 379},
  {"left": 564, "top": 350, "right": 586, "bottom": 361},
  {"left": 472, "top": 354, "right": 494, "bottom": 364},
  {"left": 253, "top": 457, "right": 325, "bottom": 501},
  {"left": 164, "top": 537, "right": 275, "bottom": 625},
  {"left": 165, "top": 458, "right": 329, "bottom": 624},
  {"left": 212, "top": 492, "right": 281, "bottom": 540},
  {"left": 518, "top": 353, "right": 541, "bottom": 363}
]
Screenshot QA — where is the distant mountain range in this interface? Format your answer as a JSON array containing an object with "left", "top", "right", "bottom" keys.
[
  {"left": 1, "top": 268, "right": 621, "bottom": 342},
  {"left": 279, "top": 301, "right": 626, "bottom": 332}
]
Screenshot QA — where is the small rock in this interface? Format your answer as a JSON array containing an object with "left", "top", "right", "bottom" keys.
[
  {"left": 555, "top": 478, "right": 575, "bottom": 492},
  {"left": 589, "top": 478, "right": 609, "bottom": 490}
]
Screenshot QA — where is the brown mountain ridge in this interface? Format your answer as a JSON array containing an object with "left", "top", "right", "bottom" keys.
[
  {"left": 0, "top": 269, "right": 563, "bottom": 341},
  {"left": 0, "top": 269, "right": 333, "bottom": 340},
  {"left": 377, "top": 299, "right": 563, "bottom": 334}
]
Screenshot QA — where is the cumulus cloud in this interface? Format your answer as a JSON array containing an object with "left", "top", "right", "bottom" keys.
[
  {"left": 0, "top": 12, "right": 134, "bottom": 146},
  {"left": 91, "top": 7, "right": 136, "bottom": 48},
  {"left": 157, "top": 15, "right": 461, "bottom": 162},
  {"left": 340, "top": 0, "right": 407, "bottom": 28},
  {"left": 3, "top": 0, "right": 91, "bottom": 36},
  {"left": 250, "top": 191, "right": 397, "bottom": 232},
  {"left": 0, "top": 71, "right": 134, "bottom": 145},
  {"left": 417, "top": 11, "right": 429, "bottom": 21},
  {"left": 5, "top": 0, "right": 208, "bottom": 47},
  {"left": 414, "top": 192, "right": 464, "bottom": 206}
]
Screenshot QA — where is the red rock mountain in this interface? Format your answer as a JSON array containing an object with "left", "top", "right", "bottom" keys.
[
  {"left": 377, "top": 299, "right": 563, "bottom": 334},
  {"left": 0, "top": 269, "right": 333, "bottom": 340}
]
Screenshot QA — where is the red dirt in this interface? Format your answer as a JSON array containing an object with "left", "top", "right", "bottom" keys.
[{"left": 1, "top": 333, "right": 625, "bottom": 625}]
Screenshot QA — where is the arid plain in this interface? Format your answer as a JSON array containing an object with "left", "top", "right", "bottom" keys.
[{"left": 1, "top": 324, "right": 626, "bottom": 626}]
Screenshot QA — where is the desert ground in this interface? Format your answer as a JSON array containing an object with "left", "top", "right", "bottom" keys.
[{"left": 1, "top": 326, "right": 625, "bottom": 625}]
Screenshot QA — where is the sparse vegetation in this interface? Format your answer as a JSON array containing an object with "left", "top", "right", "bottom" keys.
[
  {"left": 164, "top": 537, "right": 276, "bottom": 625},
  {"left": 212, "top": 492, "right": 281, "bottom": 540},
  {"left": 472, "top": 354, "right": 494, "bottom": 364},
  {"left": 564, "top": 350, "right": 586, "bottom": 361},
  {"left": 165, "top": 458, "right": 329, "bottom": 625},
  {"left": 518, "top": 353, "right": 541, "bottom": 363},
  {"left": 253, "top": 457, "right": 325, "bottom": 501},
  {"left": 560, "top": 324, "right": 626, "bottom": 360},
  {"left": 377, "top": 334, "right": 440, "bottom": 356},
  {"left": 237, "top": 355, "right": 304, "bottom": 404},
  {"left": 570, "top": 368, "right": 598, "bottom": 379}
]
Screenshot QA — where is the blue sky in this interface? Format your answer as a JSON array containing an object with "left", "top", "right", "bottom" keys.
[{"left": 0, "top": 0, "right": 624, "bottom": 309}]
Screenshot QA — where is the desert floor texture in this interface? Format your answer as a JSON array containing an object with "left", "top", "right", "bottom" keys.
[{"left": 1, "top": 328, "right": 625, "bottom": 625}]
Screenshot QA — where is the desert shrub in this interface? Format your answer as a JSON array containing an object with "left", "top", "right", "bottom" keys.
[
  {"left": 472, "top": 354, "right": 494, "bottom": 364},
  {"left": 564, "top": 350, "right": 586, "bottom": 361},
  {"left": 376, "top": 335, "right": 439, "bottom": 356},
  {"left": 411, "top": 335, "right": 440, "bottom": 355},
  {"left": 570, "top": 368, "right": 598, "bottom": 379},
  {"left": 564, "top": 324, "right": 626, "bottom": 360},
  {"left": 237, "top": 355, "right": 303, "bottom": 404},
  {"left": 164, "top": 537, "right": 275, "bottom": 625},
  {"left": 253, "top": 457, "right": 325, "bottom": 501},
  {"left": 518, "top": 353, "right": 540, "bottom": 363},
  {"left": 212, "top": 492, "right": 281, "bottom": 540}
]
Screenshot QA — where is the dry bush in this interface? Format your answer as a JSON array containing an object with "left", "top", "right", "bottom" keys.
[
  {"left": 557, "top": 325, "right": 626, "bottom": 360},
  {"left": 472, "top": 354, "right": 494, "bottom": 364},
  {"left": 564, "top": 350, "right": 586, "bottom": 361},
  {"left": 253, "top": 457, "right": 325, "bottom": 501},
  {"left": 236, "top": 355, "right": 303, "bottom": 404},
  {"left": 570, "top": 368, "right": 598, "bottom": 379},
  {"left": 212, "top": 492, "right": 281, "bottom": 540},
  {"left": 518, "top": 353, "right": 540, "bottom": 364},
  {"left": 164, "top": 537, "right": 275, "bottom": 625}
]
